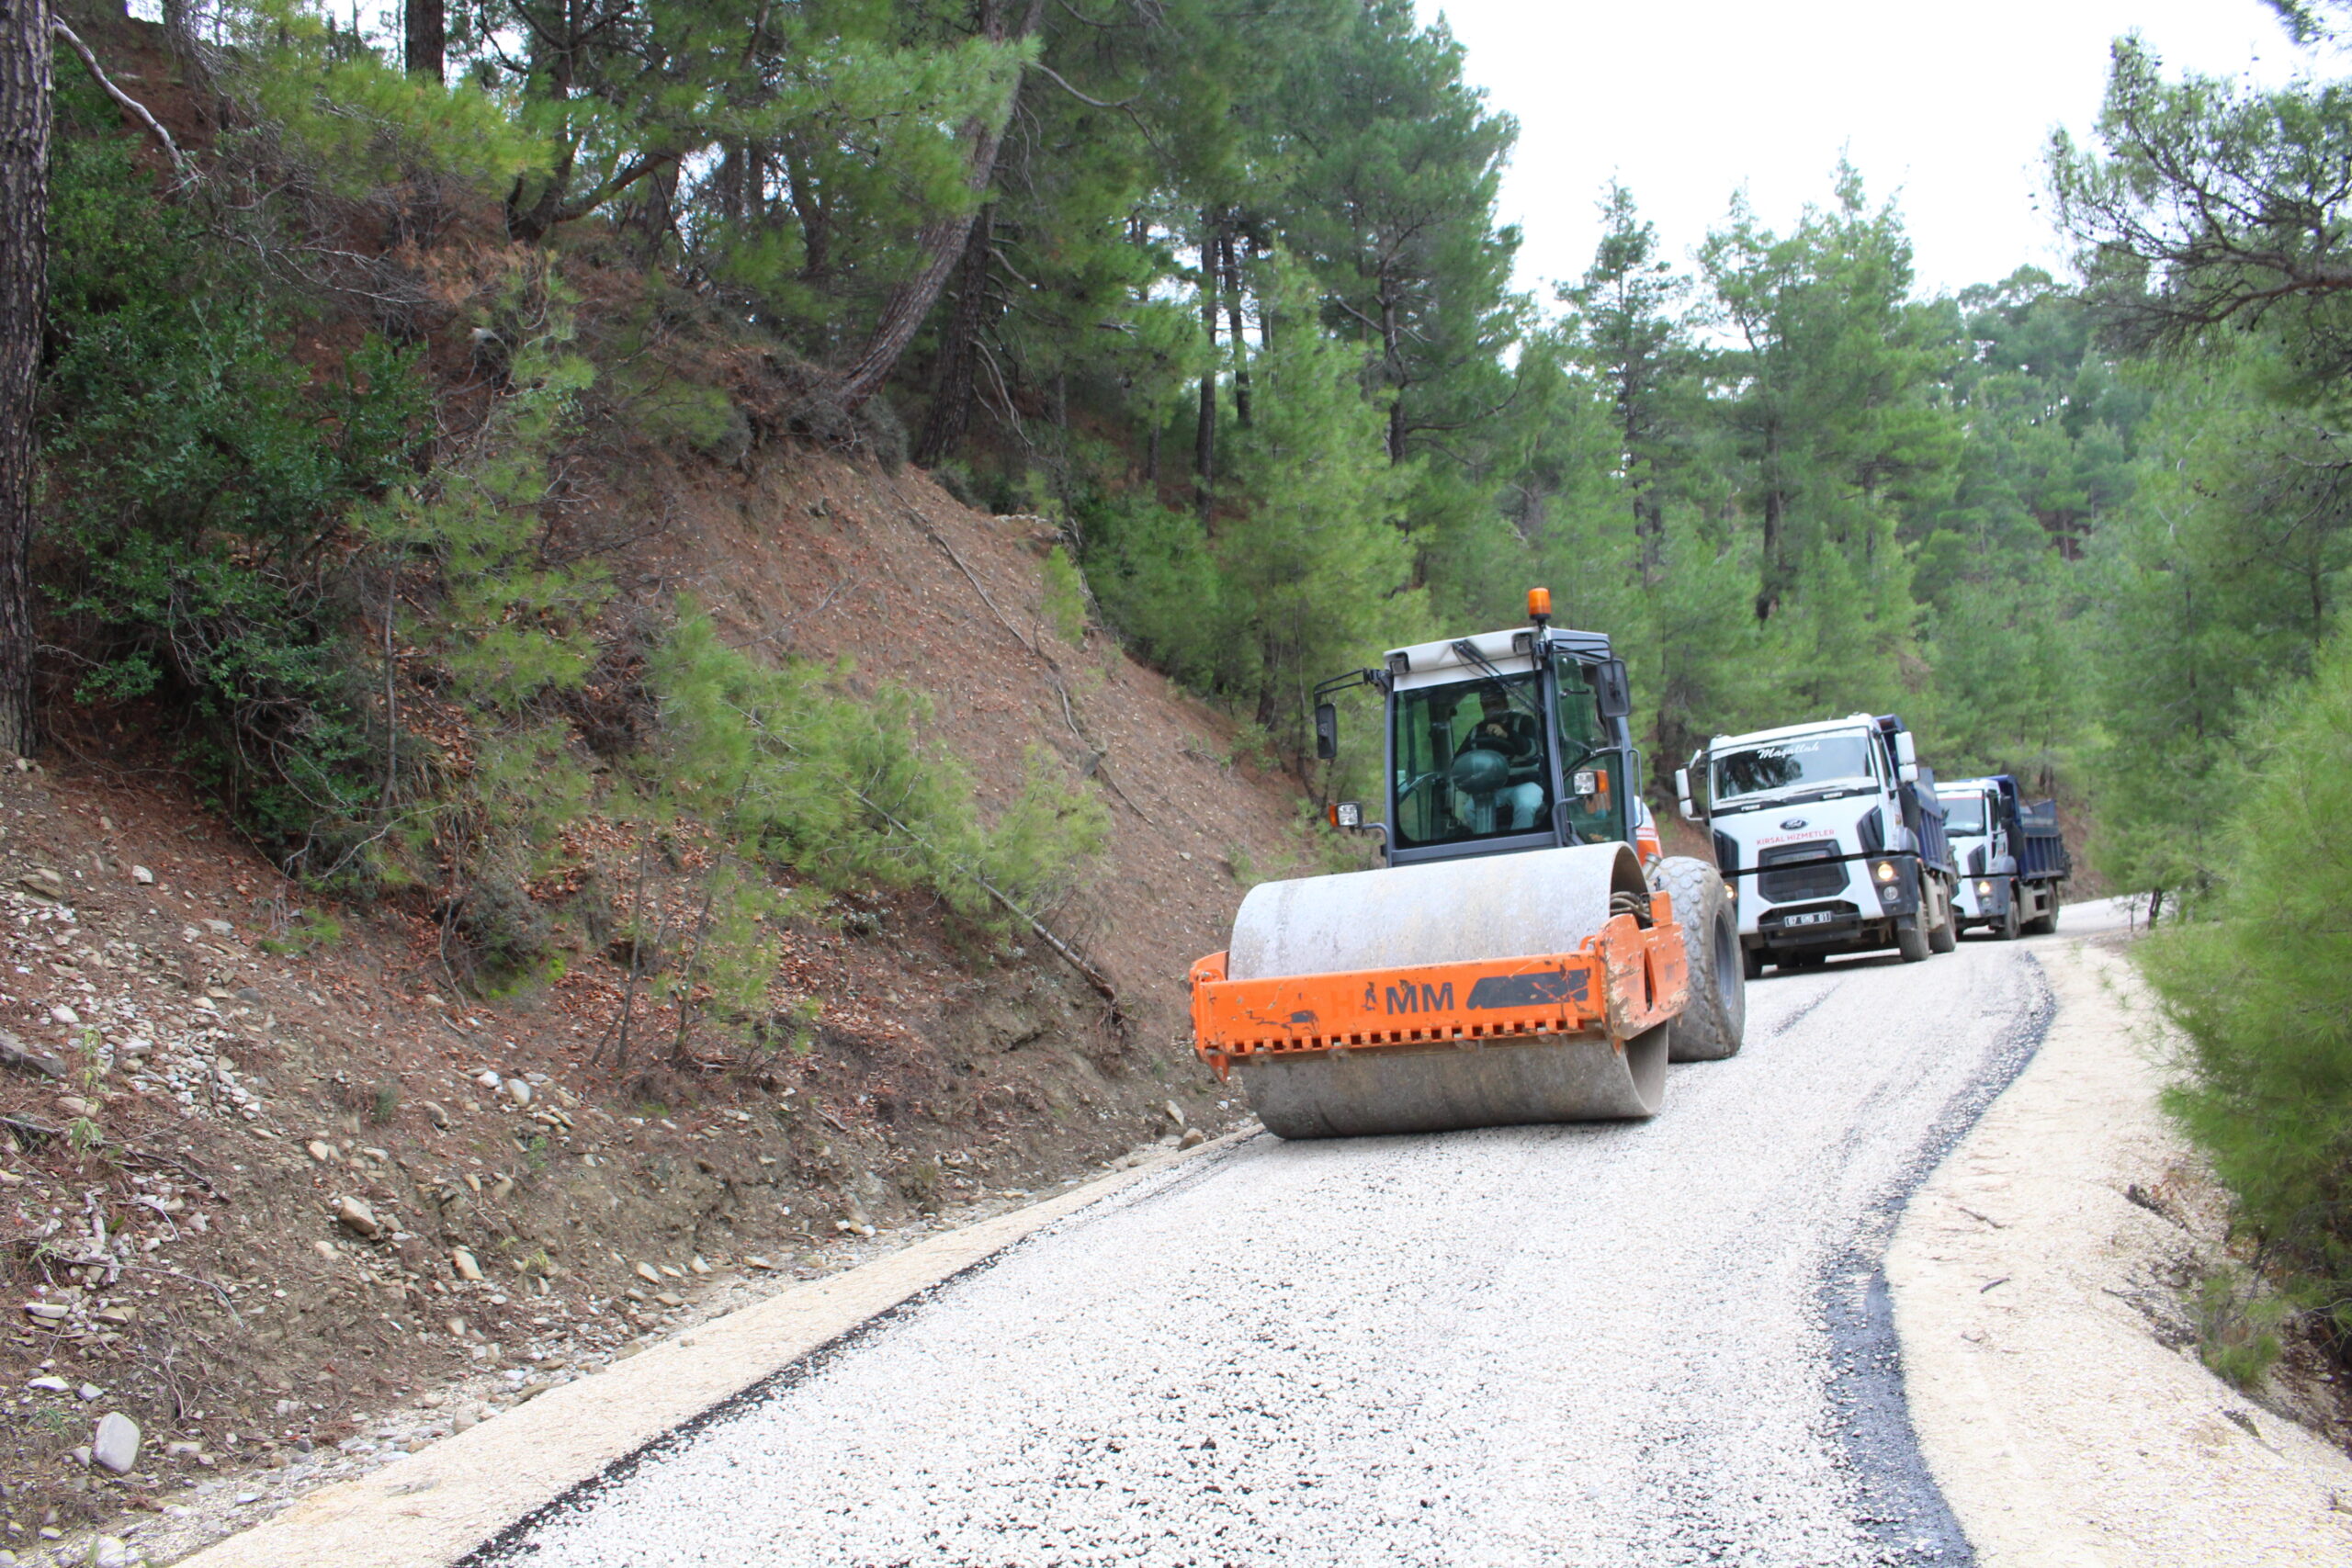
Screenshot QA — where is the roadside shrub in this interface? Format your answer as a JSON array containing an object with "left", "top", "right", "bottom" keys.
[
  {"left": 2141, "top": 629, "right": 2352, "bottom": 1352},
  {"left": 448, "top": 876, "right": 556, "bottom": 993},
  {"left": 1040, "top": 545, "right": 1089, "bottom": 645},
  {"left": 43, "top": 81, "right": 427, "bottom": 845},
  {"left": 650, "top": 606, "right": 1106, "bottom": 922}
]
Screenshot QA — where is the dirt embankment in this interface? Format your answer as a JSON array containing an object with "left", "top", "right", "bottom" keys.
[{"left": 0, "top": 449, "right": 1314, "bottom": 1565}]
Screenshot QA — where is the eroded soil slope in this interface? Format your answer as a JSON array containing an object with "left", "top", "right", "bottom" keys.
[{"left": 0, "top": 449, "right": 1313, "bottom": 1562}]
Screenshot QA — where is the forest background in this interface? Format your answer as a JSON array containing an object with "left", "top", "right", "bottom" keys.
[{"left": 2, "top": 0, "right": 2350, "bottom": 1367}]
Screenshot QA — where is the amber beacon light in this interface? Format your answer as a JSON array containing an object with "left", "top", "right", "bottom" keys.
[{"left": 1526, "top": 586, "right": 1553, "bottom": 626}]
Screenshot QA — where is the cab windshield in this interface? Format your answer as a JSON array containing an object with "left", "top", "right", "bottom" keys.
[
  {"left": 1390, "top": 675, "right": 1552, "bottom": 849},
  {"left": 1712, "top": 734, "right": 1876, "bottom": 803},
  {"left": 1939, "top": 794, "right": 1988, "bottom": 835}
]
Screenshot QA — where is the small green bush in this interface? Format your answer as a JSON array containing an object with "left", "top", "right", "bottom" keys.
[
  {"left": 650, "top": 606, "right": 1106, "bottom": 923},
  {"left": 2143, "top": 629, "right": 2352, "bottom": 1350},
  {"left": 1041, "top": 546, "right": 1089, "bottom": 645}
]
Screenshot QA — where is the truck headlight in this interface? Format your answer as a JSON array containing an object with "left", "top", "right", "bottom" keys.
[
  {"left": 1976, "top": 879, "right": 1992, "bottom": 897},
  {"left": 1874, "top": 861, "right": 1897, "bottom": 884}
]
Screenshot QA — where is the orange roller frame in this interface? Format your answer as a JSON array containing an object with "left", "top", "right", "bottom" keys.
[{"left": 1190, "top": 894, "right": 1688, "bottom": 1079}]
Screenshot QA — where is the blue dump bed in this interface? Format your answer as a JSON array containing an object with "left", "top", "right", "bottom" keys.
[
  {"left": 1901, "top": 769, "right": 1955, "bottom": 877},
  {"left": 2018, "top": 798, "right": 2071, "bottom": 883}
]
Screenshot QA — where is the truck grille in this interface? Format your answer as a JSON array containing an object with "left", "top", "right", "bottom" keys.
[{"left": 1758, "top": 842, "right": 1849, "bottom": 903}]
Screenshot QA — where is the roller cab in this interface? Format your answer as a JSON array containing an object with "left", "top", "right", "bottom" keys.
[{"left": 1191, "top": 597, "right": 1746, "bottom": 1138}]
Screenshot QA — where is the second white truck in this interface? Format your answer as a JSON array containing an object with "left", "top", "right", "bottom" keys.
[
  {"left": 1678, "top": 714, "right": 1957, "bottom": 977},
  {"left": 1937, "top": 775, "right": 2070, "bottom": 940}
]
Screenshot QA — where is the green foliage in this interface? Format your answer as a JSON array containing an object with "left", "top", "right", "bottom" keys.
[
  {"left": 1040, "top": 546, "right": 1088, "bottom": 646},
  {"left": 43, "top": 85, "right": 428, "bottom": 843},
  {"left": 226, "top": 0, "right": 547, "bottom": 201},
  {"left": 2191, "top": 1266, "right": 2290, "bottom": 1389},
  {"left": 649, "top": 607, "right": 1106, "bottom": 924},
  {"left": 2142, "top": 633, "right": 2352, "bottom": 1348}
]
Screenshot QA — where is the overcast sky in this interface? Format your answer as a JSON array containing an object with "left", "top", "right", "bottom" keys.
[{"left": 1429, "top": 0, "right": 2316, "bottom": 303}]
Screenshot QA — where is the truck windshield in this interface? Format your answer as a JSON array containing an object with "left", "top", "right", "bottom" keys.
[
  {"left": 1939, "top": 795, "right": 1987, "bottom": 835},
  {"left": 1391, "top": 674, "right": 1553, "bottom": 849},
  {"left": 1712, "top": 735, "right": 1875, "bottom": 803}
]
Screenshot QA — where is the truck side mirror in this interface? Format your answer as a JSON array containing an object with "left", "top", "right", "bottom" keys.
[
  {"left": 1595, "top": 658, "right": 1632, "bottom": 720},
  {"left": 1314, "top": 702, "right": 1338, "bottom": 761},
  {"left": 1893, "top": 729, "right": 1918, "bottom": 784},
  {"left": 1675, "top": 768, "right": 1698, "bottom": 822}
]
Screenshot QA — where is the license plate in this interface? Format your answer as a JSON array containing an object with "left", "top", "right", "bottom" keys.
[{"left": 1782, "top": 911, "right": 1837, "bottom": 927}]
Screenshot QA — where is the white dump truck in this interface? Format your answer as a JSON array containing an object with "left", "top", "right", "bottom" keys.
[
  {"left": 1937, "top": 774, "right": 2070, "bottom": 939},
  {"left": 1677, "top": 714, "right": 1957, "bottom": 977}
]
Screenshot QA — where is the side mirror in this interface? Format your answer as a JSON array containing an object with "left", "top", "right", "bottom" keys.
[
  {"left": 1894, "top": 730, "right": 1917, "bottom": 768},
  {"left": 1595, "top": 658, "right": 1633, "bottom": 719},
  {"left": 1675, "top": 767, "right": 1698, "bottom": 822},
  {"left": 1313, "top": 702, "right": 1338, "bottom": 761}
]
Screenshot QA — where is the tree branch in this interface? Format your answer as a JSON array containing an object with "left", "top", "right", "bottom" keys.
[{"left": 53, "top": 21, "right": 190, "bottom": 179}]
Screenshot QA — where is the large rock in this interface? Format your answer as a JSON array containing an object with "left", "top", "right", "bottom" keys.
[
  {"left": 0, "top": 1031, "right": 63, "bottom": 1079},
  {"left": 334, "top": 1197, "right": 382, "bottom": 1238},
  {"left": 91, "top": 1412, "right": 140, "bottom": 1474}
]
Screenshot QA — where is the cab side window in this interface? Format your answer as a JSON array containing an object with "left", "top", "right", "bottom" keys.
[{"left": 1554, "top": 667, "right": 1625, "bottom": 846}]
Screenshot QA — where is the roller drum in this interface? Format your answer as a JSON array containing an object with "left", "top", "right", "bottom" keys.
[{"left": 1227, "top": 843, "right": 1667, "bottom": 1136}]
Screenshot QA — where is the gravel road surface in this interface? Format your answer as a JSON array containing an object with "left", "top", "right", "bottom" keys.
[{"left": 476, "top": 937, "right": 2054, "bottom": 1568}]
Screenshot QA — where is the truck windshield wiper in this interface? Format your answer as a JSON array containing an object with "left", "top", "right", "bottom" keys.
[{"left": 1449, "top": 640, "right": 1545, "bottom": 725}]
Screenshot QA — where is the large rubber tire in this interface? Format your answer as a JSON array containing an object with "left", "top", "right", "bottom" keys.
[
  {"left": 1654, "top": 855, "right": 1746, "bottom": 1062},
  {"left": 1993, "top": 889, "right": 2020, "bottom": 942},
  {"left": 1928, "top": 882, "right": 1957, "bottom": 955},
  {"left": 1895, "top": 899, "right": 1931, "bottom": 963},
  {"left": 2023, "top": 895, "right": 2061, "bottom": 937}
]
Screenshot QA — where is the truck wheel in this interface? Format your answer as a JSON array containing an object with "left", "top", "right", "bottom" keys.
[
  {"left": 1654, "top": 856, "right": 1746, "bottom": 1061},
  {"left": 1993, "top": 893, "right": 2020, "bottom": 942},
  {"left": 1895, "top": 899, "right": 1931, "bottom": 963},
  {"left": 2024, "top": 897, "right": 2061, "bottom": 937},
  {"left": 1742, "top": 945, "right": 1764, "bottom": 983},
  {"left": 1928, "top": 884, "right": 1957, "bottom": 954}
]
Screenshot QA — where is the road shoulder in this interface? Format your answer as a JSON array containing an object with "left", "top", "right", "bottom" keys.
[
  {"left": 166, "top": 1134, "right": 1243, "bottom": 1568},
  {"left": 1889, "top": 927, "right": 2352, "bottom": 1566}
]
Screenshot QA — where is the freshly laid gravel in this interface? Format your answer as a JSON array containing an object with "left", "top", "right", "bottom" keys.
[{"left": 481, "top": 941, "right": 2048, "bottom": 1568}]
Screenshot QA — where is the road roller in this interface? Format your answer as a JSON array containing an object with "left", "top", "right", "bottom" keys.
[{"left": 1189, "top": 591, "right": 1746, "bottom": 1138}]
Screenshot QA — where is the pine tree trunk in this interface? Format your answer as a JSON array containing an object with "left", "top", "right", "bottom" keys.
[
  {"left": 914, "top": 201, "right": 995, "bottom": 468},
  {"left": 0, "top": 0, "right": 49, "bottom": 757},
  {"left": 405, "top": 0, "right": 445, "bottom": 80},
  {"left": 1193, "top": 221, "right": 1219, "bottom": 525},
  {"left": 826, "top": 0, "right": 1046, "bottom": 415},
  {"left": 1380, "top": 285, "right": 1407, "bottom": 463},
  {"left": 1222, "top": 230, "right": 1250, "bottom": 429}
]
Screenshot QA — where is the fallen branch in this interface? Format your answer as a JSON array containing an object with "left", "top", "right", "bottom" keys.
[
  {"left": 1, "top": 1114, "right": 62, "bottom": 1145},
  {"left": 911, "top": 509, "right": 1157, "bottom": 824},
  {"left": 52, "top": 21, "right": 191, "bottom": 180},
  {"left": 843, "top": 778, "right": 1121, "bottom": 1014},
  {"left": 917, "top": 515, "right": 1039, "bottom": 658}
]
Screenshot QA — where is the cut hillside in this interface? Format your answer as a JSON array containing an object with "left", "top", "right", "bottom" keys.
[{"left": 0, "top": 446, "right": 1317, "bottom": 1562}]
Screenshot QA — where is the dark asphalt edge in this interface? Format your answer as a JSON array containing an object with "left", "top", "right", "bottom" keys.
[
  {"left": 457, "top": 1137, "right": 1261, "bottom": 1565},
  {"left": 1821, "top": 949, "right": 2057, "bottom": 1567}
]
